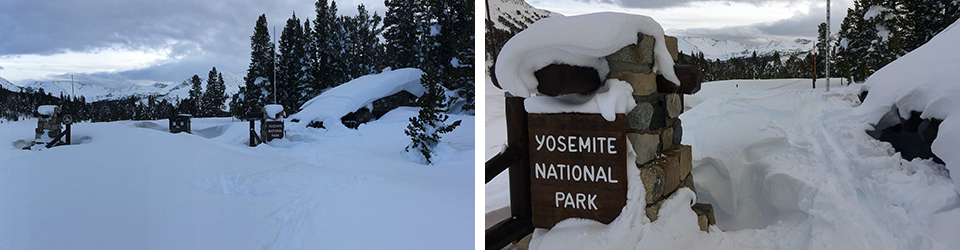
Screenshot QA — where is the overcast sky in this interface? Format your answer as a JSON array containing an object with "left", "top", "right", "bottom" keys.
[
  {"left": 0, "top": 0, "right": 386, "bottom": 87},
  {"left": 525, "top": 0, "right": 853, "bottom": 45}
]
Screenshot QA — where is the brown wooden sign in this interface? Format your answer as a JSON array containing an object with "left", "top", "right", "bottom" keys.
[
  {"left": 263, "top": 121, "right": 284, "bottom": 141},
  {"left": 528, "top": 113, "right": 628, "bottom": 228}
]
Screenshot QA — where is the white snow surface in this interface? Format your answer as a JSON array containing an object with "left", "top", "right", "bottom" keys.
[
  {"left": 264, "top": 104, "right": 285, "bottom": 119},
  {"left": 855, "top": 20, "right": 960, "bottom": 195},
  {"left": 1, "top": 107, "right": 474, "bottom": 249},
  {"left": 486, "top": 27, "right": 960, "bottom": 247},
  {"left": 524, "top": 79, "right": 637, "bottom": 121},
  {"left": 289, "top": 68, "right": 425, "bottom": 131},
  {"left": 37, "top": 105, "right": 59, "bottom": 116},
  {"left": 495, "top": 12, "right": 680, "bottom": 97}
]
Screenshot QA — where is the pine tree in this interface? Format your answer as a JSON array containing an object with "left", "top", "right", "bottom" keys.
[
  {"left": 383, "top": 0, "right": 421, "bottom": 69},
  {"left": 419, "top": 0, "right": 474, "bottom": 113},
  {"left": 241, "top": 14, "right": 275, "bottom": 118},
  {"left": 350, "top": 4, "right": 383, "bottom": 77},
  {"left": 187, "top": 75, "right": 203, "bottom": 117},
  {"left": 301, "top": 18, "right": 320, "bottom": 102},
  {"left": 277, "top": 12, "right": 308, "bottom": 113},
  {"left": 403, "top": 64, "right": 461, "bottom": 165},
  {"left": 202, "top": 67, "right": 227, "bottom": 116},
  {"left": 314, "top": 0, "right": 348, "bottom": 88}
]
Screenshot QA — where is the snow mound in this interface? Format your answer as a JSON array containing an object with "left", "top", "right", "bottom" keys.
[
  {"left": 264, "top": 104, "right": 284, "bottom": 120},
  {"left": 855, "top": 20, "right": 960, "bottom": 194},
  {"left": 524, "top": 79, "right": 637, "bottom": 121},
  {"left": 495, "top": 12, "right": 680, "bottom": 97},
  {"left": 289, "top": 68, "right": 425, "bottom": 130},
  {"left": 37, "top": 105, "right": 59, "bottom": 116}
]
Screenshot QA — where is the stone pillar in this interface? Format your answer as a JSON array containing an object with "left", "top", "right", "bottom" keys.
[{"left": 606, "top": 34, "right": 714, "bottom": 231}]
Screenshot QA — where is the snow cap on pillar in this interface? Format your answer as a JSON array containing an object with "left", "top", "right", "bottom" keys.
[{"left": 495, "top": 12, "right": 680, "bottom": 97}]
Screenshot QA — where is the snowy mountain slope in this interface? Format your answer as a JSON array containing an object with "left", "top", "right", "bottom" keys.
[
  {"left": 5, "top": 72, "right": 243, "bottom": 103},
  {"left": 0, "top": 76, "right": 20, "bottom": 92},
  {"left": 486, "top": 0, "right": 559, "bottom": 32},
  {"left": 0, "top": 109, "right": 474, "bottom": 249},
  {"left": 677, "top": 36, "right": 814, "bottom": 60}
]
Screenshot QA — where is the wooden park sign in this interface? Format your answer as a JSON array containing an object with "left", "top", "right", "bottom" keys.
[
  {"left": 263, "top": 120, "right": 284, "bottom": 141},
  {"left": 528, "top": 113, "right": 628, "bottom": 228}
]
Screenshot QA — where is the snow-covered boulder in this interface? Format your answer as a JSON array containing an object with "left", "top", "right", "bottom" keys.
[
  {"left": 856, "top": 20, "right": 960, "bottom": 194},
  {"left": 290, "top": 68, "right": 425, "bottom": 130},
  {"left": 495, "top": 12, "right": 680, "bottom": 97}
]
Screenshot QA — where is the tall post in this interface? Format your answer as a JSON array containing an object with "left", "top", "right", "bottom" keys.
[
  {"left": 273, "top": 26, "right": 278, "bottom": 104},
  {"left": 826, "top": 0, "right": 831, "bottom": 92}
]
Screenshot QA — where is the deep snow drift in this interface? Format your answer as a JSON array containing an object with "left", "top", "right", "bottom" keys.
[
  {"left": 854, "top": 20, "right": 960, "bottom": 195},
  {"left": 1, "top": 109, "right": 473, "bottom": 248}
]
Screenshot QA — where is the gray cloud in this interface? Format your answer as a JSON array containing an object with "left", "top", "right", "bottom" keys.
[
  {"left": 671, "top": 2, "right": 850, "bottom": 45},
  {"left": 0, "top": 0, "right": 386, "bottom": 85}
]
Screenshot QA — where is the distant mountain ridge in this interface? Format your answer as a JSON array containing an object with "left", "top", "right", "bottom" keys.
[
  {"left": 486, "top": 0, "right": 560, "bottom": 33},
  {"left": 677, "top": 36, "right": 815, "bottom": 60},
  {"left": 0, "top": 72, "right": 243, "bottom": 103}
]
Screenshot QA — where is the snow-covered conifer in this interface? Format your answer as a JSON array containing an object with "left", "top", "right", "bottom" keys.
[{"left": 403, "top": 64, "right": 461, "bottom": 165}]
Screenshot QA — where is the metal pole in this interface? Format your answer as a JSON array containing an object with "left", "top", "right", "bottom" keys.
[
  {"left": 826, "top": 0, "right": 831, "bottom": 92},
  {"left": 273, "top": 26, "right": 278, "bottom": 105}
]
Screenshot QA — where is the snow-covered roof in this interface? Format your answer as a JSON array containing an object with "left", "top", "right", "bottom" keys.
[
  {"left": 855, "top": 20, "right": 960, "bottom": 194},
  {"left": 290, "top": 68, "right": 425, "bottom": 130},
  {"left": 495, "top": 12, "right": 680, "bottom": 97}
]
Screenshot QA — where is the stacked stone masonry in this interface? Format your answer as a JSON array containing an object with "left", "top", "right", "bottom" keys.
[{"left": 606, "top": 33, "right": 715, "bottom": 231}]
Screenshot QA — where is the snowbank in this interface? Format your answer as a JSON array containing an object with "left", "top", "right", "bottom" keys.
[
  {"left": 495, "top": 12, "right": 680, "bottom": 97},
  {"left": 1, "top": 109, "right": 474, "bottom": 249},
  {"left": 289, "top": 68, "right": 425, "bottom": 130},
  {"left": 855, "top": 20, "right": 960, "bottom": 194}
]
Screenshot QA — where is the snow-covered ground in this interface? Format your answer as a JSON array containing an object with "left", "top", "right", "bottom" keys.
[
  {"left": 1, "top": 107, "right": 474, "bottom": 249},
  {"left": 486, "top": 20, "right": 960, "bottom": 249}
]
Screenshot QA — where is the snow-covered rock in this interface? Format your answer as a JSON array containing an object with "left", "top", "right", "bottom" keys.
[
  {"left": 495, "top": 12, "right": 680, "bottom": 98},
  {"left": 290, "top": 68, "right": 425, "bottom": 130},
  {"left": 856, "top": 20, "right": 960, "bottom": 194}
]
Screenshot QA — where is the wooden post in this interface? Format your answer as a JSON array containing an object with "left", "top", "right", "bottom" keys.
[
  {"left": 248, "top": 112, "right": 263, "bottom": 147},
  {"left": 485, "top": 96, "right": 535, "bottom": 250}
]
